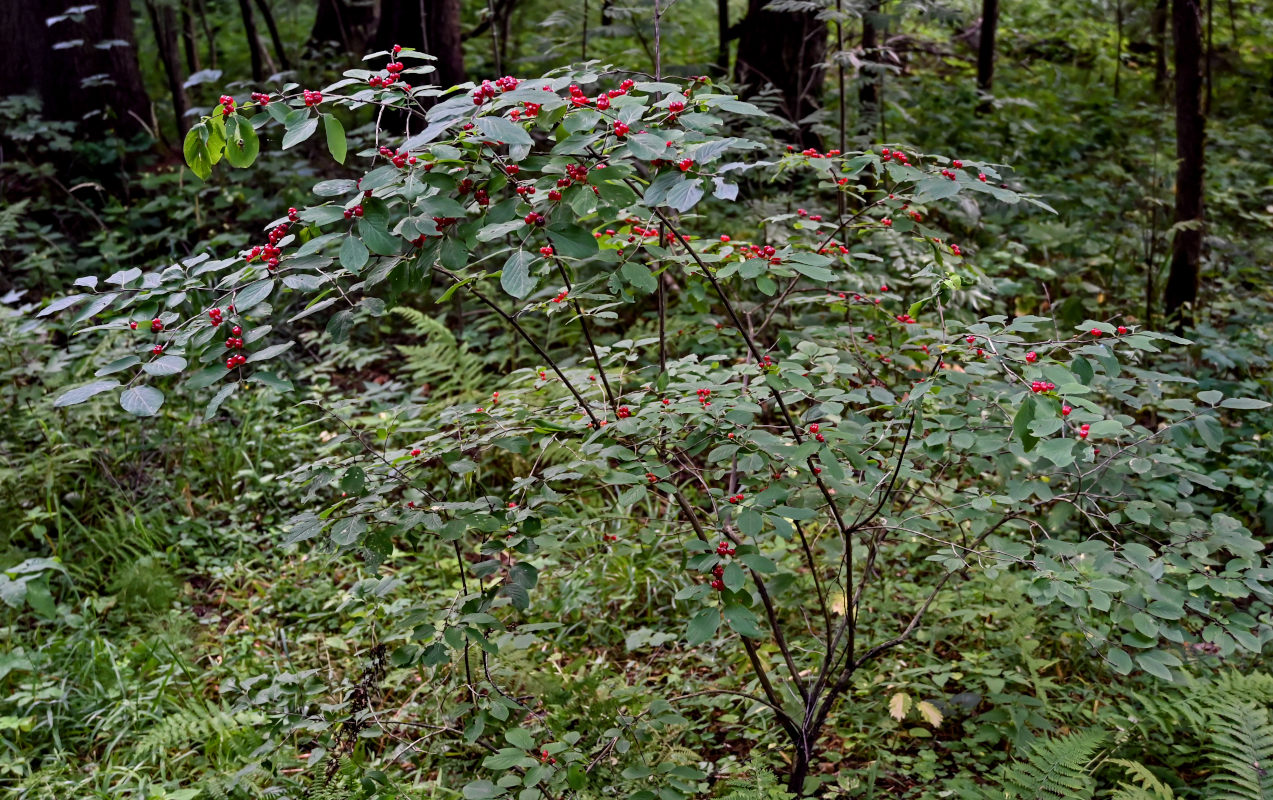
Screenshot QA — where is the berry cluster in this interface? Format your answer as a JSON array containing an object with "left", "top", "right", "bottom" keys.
[
  {"left": 245, "top": 214, "right": 294, "bottom": 270},
  {"left": 726, "top": 493, "right": 745, "bottom": 504},
  {"left": 367, "top": 47, "right": 407, "bottom": 88},
  {"left": 715, "top": 540, "right": 737, "bottom": 556},
  {"left": 539, "top": 245, "right": 554, "bottom": 257},
  {"left": 150, "top": 318, "right": 164, "bottom": 333},
  {"left": 472, "top": 75, "right": 520, "bottom": 105},
  {"left": 302, "top": 89, "right": 323, "bottom": 107},
  {"left": 250, "top": 91, "right": 270, "bottom": 106},
  {"left": 537, "top": 749, "right": 557, "bottom": 765},
  {"left": 224, "top": 324, "right": 248, "bottom": 369},
  {"left": 616, "top": 405, "right": 632, "bottom": 419},
  {"left": 524, "top": 211, "right": 545, "bottom": 227},
  {"left": 1030, "top": 380, "right": 1057, "bottom": 394},
  {"left": 207, "top": 307, "right": 224, "bottom": 327},
  {"left": 808, "top": 423, "right": 826, "bottom": 443},
  {"left": 696, "top": 388, "right": 712, "bottom": 407},
  {"left": 377, "top": 145, "right": 418, "bottom": 168},
  {"left": 551, "top": 289, "right": 568, "bottom": 304},
  {"left": 880, "top": 147, "right": 911, "bottom": 165},
  {"left": 1077, "top": 423, "right": 1091, "bottom": 439},
  {"left": 796, "top": 208, "right": 825, "bottom": 222},
  {"left": 741, "top": 244, "right": 782, "bottom": 265},
  {"left": 342, "top": 205, "right": 365, "bottom": 220},
  {"left": 612, "top": 120, "right": 630, "bottom": 137},
  {"left": 218, "top": 95, "right": 235, "bottom": 117}
]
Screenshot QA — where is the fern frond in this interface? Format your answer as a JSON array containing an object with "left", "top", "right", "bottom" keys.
[
  {"left": 1206, "top": 701, "right": 1273, "bottom": 800},
  {"left": 1106, "top": 758, "right": 1177, "bottom": 800},
  {"left": 1002, "top": 728, "right": 1105, "bottom": 800},
  {"left": 133, "top": 702, "right": 265, "bottom": 755},
  {"left": 721, "top": 759, "right": 796, "bottom": 800},
  {"left": 391, "top": 307, "right": 488, "bottom": 404}
]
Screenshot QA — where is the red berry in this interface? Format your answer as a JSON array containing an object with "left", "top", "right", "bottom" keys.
[{"left": 1025, "top": 351, "right": 1038, "bottom": 363}]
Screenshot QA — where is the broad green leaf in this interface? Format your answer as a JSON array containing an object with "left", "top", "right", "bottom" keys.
[
  {"left": 340, "top": 235, "right": 369, "bottom": 272},
  {"left": 500, "top": 251, "right": 537, "bottom": 298},
  {"left": 234, "top": 278, "right": 275, "bottom": 311},
  {"left": 282, "top": 116, "right": 318, "bottom": 150},
  {"left": 621, "top": 261, "right": 657, "bottom": 294},
  {"left": 323, "top": 114, "right": 346, "bottom": 163},
  {"left": 247, "top": 342, "right": 295, "bottom": 363},
  {"left": 723, "top": 603, "right": 764, "bottom": 638},
  {"left": 142, "top": 355, "right": 188, "bottom": 376},
  {"left": 686, "top": 608, "right": 719, "bottom": 645},
  {"left": 223, "top": 115, "right": 259, "bottom": 168},
  {"left": 1219, "top": 397, "right": 1270, "bottom": 410},
  {"left": 474, "top": 115, "right": 532, "bottom": 149},
  {"left": 54, "top": 380, "right": 119, "bottom": 408},
  {"left": 547, "top": 222, "right": 599, "bottom": 258},
  {"left": 203, "top": 382, "right": 236, "bottom": 420},
  {"left": 119, "top": 386, "right": 165, "bottom": 417}
]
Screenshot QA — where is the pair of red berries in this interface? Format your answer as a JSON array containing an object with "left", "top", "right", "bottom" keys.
[
  {"left": 726, "top": 493, "right": 744, "bottom": 504},
  {"left": 616, "top": 406, "right": 632, "bottom": 419},
  {"left": 524, "top": 212, "right": 545, "bottom": 226},
  {"left": 343, "top": 205, "right": 364, "bottom": 219}
]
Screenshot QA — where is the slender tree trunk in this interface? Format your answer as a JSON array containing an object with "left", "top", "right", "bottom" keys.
[
  {"left": 0, "top": 1, "right": 50, "bottom": 99},
  {"left": 180, "top": 2, "right": 200, "bottom": 73},
  {"left": 27, "top": 1, "right": 152, "bottom": 138},
  {"left": 237, "top": 0, "right": 265, "bottom": 82},
  {"left": 734, "top": 0, "right": 829, "bottom": 148},
  {"left": 715, "top": 0, "right": 730, "bottom": 77},
  {"left": 1164, "top": 0, "right": 1205, "bottom": 326},
  {"left": 374, "top": 0, "right": 466, "bottom": 90},
  {"left": 976, "top": 0, "right": 999, "bottom": 112},
  {"left": 253, "top": 0, "right": 291, "bottom": 72},
  {"left": 1204, "top": 0, "right": 1212, "bottom": 113},
  {"left": 1152, "top": 0, "right": 1168, "bottom": 97},
  {"left": 308, "top": 0, "right": 375, "bottom": 54},
  {"left": 858, "top": 0, "right": 881, "bottom": 137},
  {"left": 146, "top": 0, "right": 190, "bottom": 136},
  {"left": 1114, "top": 0, "right": 1123, "bottom": 98},
  {"left": 195, "top": 0, "right": 217, "bottom": 70}
]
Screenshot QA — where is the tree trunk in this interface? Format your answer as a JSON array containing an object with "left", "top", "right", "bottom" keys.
[
  {"left": 1164, "top": 0, "right": 1205, "bottom": 326},
  {"left": 373, "top": 0, "right": 466, "bottom": 90},
  {"left": 146, "top": 0, "right": 190, "bottom": 136},
  {"left": 858, "top": 0, "right": 882, "bottom": 137},
  {"left": 237, "top": 0, "right": 265, "bottom": 82},
  {"left": 253, "top": 0, "right": 291, "bottom": 72},
  {"left": 180, "top": 2, "right": 201, "bottom": 73},
  {"left": 0, "top": 1, "right": 50, "bottom": 99},
  {"left": 1152, "top": 0, "right": 1168, "bottom": 97},
  {"left": 23, "top": 1, "right": 152, "bottom": 138},
  {"left": 734, "top": 0, "right": 828, "bottom": 148},
  {"left": 976, "top": 0, "right": 999, "bottom": 97},
  {"left": 308, "top": 0, "right": 375, "bottom": 54},
  {"left": 715, "top": 0, "right": 730, "bottom": 77}
]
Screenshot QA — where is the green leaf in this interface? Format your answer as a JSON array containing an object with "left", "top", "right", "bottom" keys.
[
  {"left": 54, "top": 380, "right": 119, "bottom": 408},
  {"left": 142, "top": 355, "right": 188, "bottom": 376},
  {"left": 547, "top": 222, "right": 599, "bottom": 258},
  {"left": 501, "top": 251, "right": 537, "bottom": 299},
  {"left": 686, "top": 608, "right": 720, "bottom": 645},
  {"left": 340, "top": 235, "right": 369, "bottom": 272},
  {"left": 482, "top": 748, "right": 529, "bottom": 770},
  {"left": 183, "top": 124, "right": 212, "bottom": 179},
  {"left": 1136, "top": 651, "right": 1176, "bottom": 681},
  {"left": 120, "top": 386, "right": 165, "bottom": 417},
  {"left": 358, "top": 219, "right": 401, "bottom": 256},
  {"left": 1013, "top": 395, "right": 1039, "bottom": 451},
  {"left": 203, "top": 383, "right": 237, "bottom": 421},
  {"left": 323, "top": 114, "right": 346, "bottom": 163},
  {"left": 475, "top": 115, "right": 532, "bottom": 149},
  {"left": 504, "top": 728, "right": 535, "bottom": 750},
  {"left": 1035, "top": 438, "right": 1075, "bottom": 468},
  {"left": 223, "top": 115, "right": 259, "bottom": 168},
  {"left": 1198, "top": 389, "right": 1223, "bottom": 406},
  {"left": 621, "top": 261, "right": 657, "bottom": 294},
  {"left": 626, "top": 132, "right": 672, "bottom": 160},
  {"left": 723, "top": 603, "right": 764, "bottom": 638},
  {"left": 235, "top": 278, "right": 275, "bottom": 311},
  {"left": 664, "top": 176, "right": 704, "bottom": 212},
  {"left": 247, "top": 342, "right": 295, "bottom": 363},
  {"left": 282, "top": 116, "right": 318, "bottom": 150},
  {"left": 249, "top": 371, "right": 293, "bottom": 393},
  {"left": 1219, "top": 397, "right": 1270, "bottom": 410}
]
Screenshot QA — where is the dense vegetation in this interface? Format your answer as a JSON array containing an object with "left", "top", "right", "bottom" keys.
[{"left": 2, "top": 1, "right": 1272, "bottom": 799}]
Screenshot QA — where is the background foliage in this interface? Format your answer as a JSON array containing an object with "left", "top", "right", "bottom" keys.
[{"left": 2, "top": 1, "right": 1272, "bottom": 799}]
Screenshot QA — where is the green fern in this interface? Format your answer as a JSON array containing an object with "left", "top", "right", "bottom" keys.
[
  {"left": 721, "top": 760, "right": 795, "bottom": 800},
  {"left": 1106, "top": 758, "right": 1176, "bottom": 800},
  {"left": 132, "top": 702, "right": 264, "bottom": 756},
  {"left": 390, "top": 306, "right": 488, "bottom": 405},
  {"left": 1001, "top": 728, "right": 1105, "bottom": 800},
  {"left": 1206, "top": 701, "right": 1273, "bottom": 800}
]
